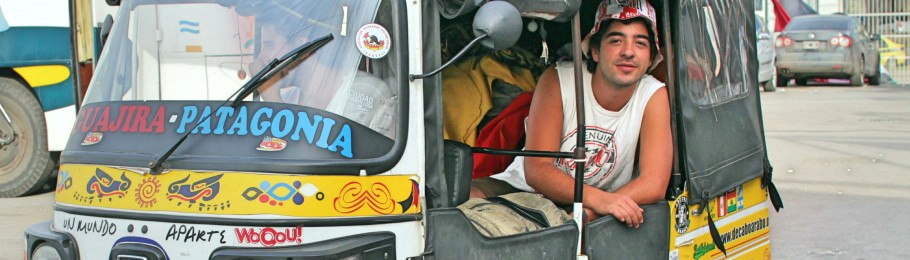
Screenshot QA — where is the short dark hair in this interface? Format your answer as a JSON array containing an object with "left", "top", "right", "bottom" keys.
[{"left": 585, "top": 17, "right": 659, "bottom": 73}]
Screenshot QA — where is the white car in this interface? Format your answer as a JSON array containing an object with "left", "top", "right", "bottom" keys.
[{"left": 757, "top": 16, "right": 777, "bottom": 91}]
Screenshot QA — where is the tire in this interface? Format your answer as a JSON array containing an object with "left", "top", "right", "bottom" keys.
[
  {"left": 762, "top": 80, "right": 776, "bottom": 92},
  {"left": 796, "top": 78, "right": 809, "bottom": 86},
  {"left": 777, "top": 76, "right": 789, "bottom": 87},
  {"left": 0, "top": 77, "right": 54, "bottom": 197},
  {"left": 762, "top": 70, "right": 777, "bottom": 92},
  {"left": 850, "top": 58, "right": 864, "bottom": 86},
  {"left": 869, "top": 60, "right": 882, "bottom": 86}
]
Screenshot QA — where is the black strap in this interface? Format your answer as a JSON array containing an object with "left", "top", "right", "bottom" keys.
[
  {"left": 707, "top": 209, "right": 727, "bottom": 256},
  {"left": 486, "top": 196, "right": 550, "bottom": 228},
  {"left": 698, "top": 194, "right": 727, "bottom": 257},
  {"left": 762, "top": 157, "right": 784, "bottom": 211}
]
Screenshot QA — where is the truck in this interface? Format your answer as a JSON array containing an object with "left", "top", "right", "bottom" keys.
[{"left": 0, "top": 0, "right": 115, "bottom": 197}]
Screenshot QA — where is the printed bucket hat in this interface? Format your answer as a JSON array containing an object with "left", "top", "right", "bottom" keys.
[{"left": 581, "top": 0, "right": 663, "bottom": 71}]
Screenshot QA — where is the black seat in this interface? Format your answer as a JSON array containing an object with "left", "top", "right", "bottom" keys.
[
  {"left": 442, "top": 140, "right": 473, "bottom": 207},
  {"left": 584, "top": 202, "right": 670, "bottom": 259}
]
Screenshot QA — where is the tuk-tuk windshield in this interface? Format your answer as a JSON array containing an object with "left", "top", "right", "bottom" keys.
[
  {"left": 84, "top": 0, "right": 398, "bottom": 138},
  {"left": 71, "top": 0, "right": 403, "bottom": 173}
]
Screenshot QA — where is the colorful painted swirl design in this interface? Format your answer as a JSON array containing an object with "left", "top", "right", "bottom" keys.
[
  {"left": 333, "top": 182, "right": 396, "bottom": 214},
  {"left": 86, "top": 168, "right": 131, "bottom": 198}
]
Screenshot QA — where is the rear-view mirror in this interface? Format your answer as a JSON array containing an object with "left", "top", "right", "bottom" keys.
[
  {"left": 409, "top": 1, "right": 521, "bottom": 80},
  {"left": 472, "top": 1, "right": 522, "bottom": 50},
  {"left": 99, "top": 14, "right": 113, "bottom": 52}
]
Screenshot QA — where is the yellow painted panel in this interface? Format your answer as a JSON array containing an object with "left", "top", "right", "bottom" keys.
[
  {"left": 669, "top": 178, "right": 772, "bottom": 260},
  {"left": 13, "top": 65, "right": 71, "bottom": 87},
  {"left": 55, "top": 164, "right": 421, "bottom": 217}
]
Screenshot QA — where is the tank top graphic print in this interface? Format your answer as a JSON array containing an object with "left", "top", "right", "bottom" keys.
[{"left": 555, "top": 126, "right": 617, "bottom": 180}]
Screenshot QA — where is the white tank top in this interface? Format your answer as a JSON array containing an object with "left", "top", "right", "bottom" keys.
[{"left": 491, "top": 62, "right": 664, "bottom": 192}]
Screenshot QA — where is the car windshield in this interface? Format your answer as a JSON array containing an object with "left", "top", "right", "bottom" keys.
[
  {"left": 785, "top": 16, "right": 850, "bottom": 31},
  {"left": 84, "top": 0, "right": 398, "bottom": 138}
]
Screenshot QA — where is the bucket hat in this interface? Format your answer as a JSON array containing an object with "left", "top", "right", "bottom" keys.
[{"left": 581, "top": 0, "right": 663, "bottom": 70}]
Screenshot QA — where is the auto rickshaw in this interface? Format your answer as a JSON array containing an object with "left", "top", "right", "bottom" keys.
[{"left": 25, "top": 0, "right": 782, "bottom": 259}]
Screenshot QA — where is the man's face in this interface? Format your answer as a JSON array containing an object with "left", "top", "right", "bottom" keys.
[
  {"left": 591, "top": 20, "right": 652, "bottom": 89},
  {"left": 252, "top": 25, "right": 294, "bottom": 73}
]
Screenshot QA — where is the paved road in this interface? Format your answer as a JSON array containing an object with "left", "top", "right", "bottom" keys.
[
  {"left": 0, "top": 190, "right": 52, "bottom": 260},
  {"left": 1, "top": 85, "right": 909, "bottom": 259},
  {"left": 764, "top": 85, "right": 910, "bottom": 259}
]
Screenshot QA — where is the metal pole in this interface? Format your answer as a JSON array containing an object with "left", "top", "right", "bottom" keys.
[
  {"left": 570, "top": 11, "right": 588, "bottom": 259},
  {"left": 69, "top": 0, "right": 84, "bottom": 112}
]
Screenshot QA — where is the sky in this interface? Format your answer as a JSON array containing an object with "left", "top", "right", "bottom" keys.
[{"left": 0, "top": 0, "right": 71, "bottom": 28}]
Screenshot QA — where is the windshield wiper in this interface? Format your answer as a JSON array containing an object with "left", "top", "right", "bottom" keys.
[
  {"left": 148, "top": 34, "right": 334, "bottom": 174},
  {"left": 232, "top": 34, "right": 334, "bottom": 107}
]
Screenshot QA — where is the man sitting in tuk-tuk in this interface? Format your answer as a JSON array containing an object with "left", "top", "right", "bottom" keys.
[{"left": 470, "top": 0, "right": 671, "bottom": 229}]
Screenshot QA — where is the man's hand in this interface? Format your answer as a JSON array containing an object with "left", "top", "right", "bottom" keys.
[{"left": 591, "top": 192, "right": 643, "bottom": 228}]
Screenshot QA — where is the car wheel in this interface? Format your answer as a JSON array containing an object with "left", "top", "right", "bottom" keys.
[
  {"left": 0, "top": 77, "right": 55, "bottom": 197},
  {"left": 762, "top": 80, "right": 777, "bottom": 92},
  {"left": 850, "top": 59, "right": 866, "bottom": 87},
  {"left": 869, "top": 59, "right": 882, "bottom": 86},
  {"left": 776, "top": 76, "right": 789, "bottom": 87},
  {"left": 763, "top": 70, "right": 777, "bottom": 92},
  {"left": 796, "top": 78, "right": 809, "bottom": 86}
]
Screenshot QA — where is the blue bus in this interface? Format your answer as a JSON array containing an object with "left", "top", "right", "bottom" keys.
[{"left": 0, "top": 0, "right": 113, "bottom": 197}]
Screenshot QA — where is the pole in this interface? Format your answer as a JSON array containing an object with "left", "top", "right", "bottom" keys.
[{"left": 570, "top": 11, "right": 588, "bottom": 259}]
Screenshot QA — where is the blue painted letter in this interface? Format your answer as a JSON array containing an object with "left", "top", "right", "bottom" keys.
[
  {"left": 227, "top": 106, "right": 249, "bottom": 135},
  {"left": 271, "top": 109, "right": 295, "bottom": 138},
  {"left": 250, "top": 107, "right": 273, "bottom": 136},
  {"left": 328, "top": 124, "right": 353, "bottom": 158},
  {"left": 176, "top": 106, "right": 198, "bottom": 134},
  {"left": 291, "top": 112, "right": 321, "bottom": 143}
]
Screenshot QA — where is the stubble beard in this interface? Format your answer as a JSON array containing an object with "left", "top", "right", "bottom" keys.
[{"left": 599, "top": 66, "right": 644, "bottom": 90}]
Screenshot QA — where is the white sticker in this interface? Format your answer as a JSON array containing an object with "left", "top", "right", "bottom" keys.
[
  {"left": 355, "top": 23, "right": 391, "bottom": 59},
  {"left": 669, "top": 249, "right": 679, "bottom": 260}
]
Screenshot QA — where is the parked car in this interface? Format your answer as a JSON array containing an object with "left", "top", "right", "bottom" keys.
[
  {"left": 775, "top": 15, "right": 881, "bottom": 86},
  {"left": 757, "top": 16, "right": 777, "bottom": 91},
  {"left": 879, "top": 35, "right": 907, "bottom": 69}
]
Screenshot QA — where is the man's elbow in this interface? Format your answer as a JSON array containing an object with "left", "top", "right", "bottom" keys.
[
  {"left": 642, "top": 190, "right": 665, "bottom": 204},
  {"left": 640, "top": 181, "right": 669, "bottom": 204}
]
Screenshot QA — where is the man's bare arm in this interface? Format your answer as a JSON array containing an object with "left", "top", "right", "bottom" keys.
[
  {"left": 614, "top": 86, "right": 672, "bottom": 204},
  {"left": 523, "top": 67, "right": 644, "bottom": 227}
]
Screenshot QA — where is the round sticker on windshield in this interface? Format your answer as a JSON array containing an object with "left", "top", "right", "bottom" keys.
[{"left": 356, "top": 23, "right": 391, "bottom": 59}]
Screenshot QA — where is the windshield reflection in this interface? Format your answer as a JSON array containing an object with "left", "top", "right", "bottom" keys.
[{"left": 84, "top": 0, "right": 397, "bottom": 138}]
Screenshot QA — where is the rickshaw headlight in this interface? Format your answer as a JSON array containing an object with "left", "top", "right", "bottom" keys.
[
  {"left": 338, "top": 254, "right": 364, "bottom": 260},
  {"left": 32, "top": 243, "right": 63, "bottom": 260}
]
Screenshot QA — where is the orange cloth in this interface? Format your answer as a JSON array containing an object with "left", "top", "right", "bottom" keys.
[{"left": 442, "top": 56, "right": 536, "bottom": 146}]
